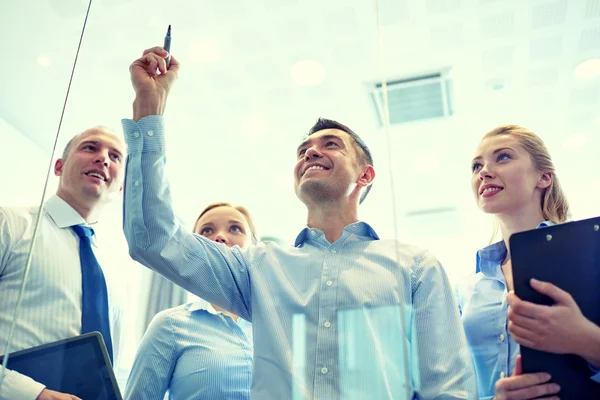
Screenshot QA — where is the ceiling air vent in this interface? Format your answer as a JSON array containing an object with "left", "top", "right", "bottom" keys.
[{"left": 370, "top": 71, "right": 454, "bottom": 126}]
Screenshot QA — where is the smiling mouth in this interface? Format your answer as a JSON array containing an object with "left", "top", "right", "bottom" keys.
[
  {"left": 481, "top": 187, "right": 503, "bottom": 196},
  {"left": 302, "top": 165, "right": 329, "bottom": 177},
  {"left": 85, "top": 172, "right": 107, "bottom": 181}
]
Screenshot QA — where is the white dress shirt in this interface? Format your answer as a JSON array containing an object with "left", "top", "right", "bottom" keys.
[{"left": 0, "top": 195, "right": 125, "bottom": 400}]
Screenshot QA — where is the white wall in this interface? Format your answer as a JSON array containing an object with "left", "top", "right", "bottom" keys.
[{"left": 0, "top": 118, "right": 56, "bottom": 206}]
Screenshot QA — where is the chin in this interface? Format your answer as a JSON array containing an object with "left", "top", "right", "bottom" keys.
[
  {"left": 82, "top": 186, "right": 104, "bottom": 199},
  {"left": 297, "top": 180, "right": 335, "bottom": 204},
  {"left": 479, "top": 199, "right": 512, "bottom": 215}
]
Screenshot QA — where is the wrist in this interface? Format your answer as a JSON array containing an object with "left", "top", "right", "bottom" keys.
[
  {"left": 575, "top": 320, "right": 600, "bottom": 367},
  {"left": 132, "top": 90, "right": 166, "bottom": 121}
]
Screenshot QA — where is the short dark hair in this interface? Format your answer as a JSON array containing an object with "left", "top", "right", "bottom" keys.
[{"left": 307, "top": 118, "right": 374, "bottom": 204}]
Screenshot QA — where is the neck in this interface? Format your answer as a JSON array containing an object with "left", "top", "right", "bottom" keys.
[
  {"left": 306, "top": 199, "right": 359, "bottom": 243},
  {"left": 497, "top": 205, "right": 546, "bottom": 258},
  {"left": 211, "top": 304, "right": 239, "bottom": 322},
  {"left": 56, "top": 191, "right": 103, "bottom": 223}
]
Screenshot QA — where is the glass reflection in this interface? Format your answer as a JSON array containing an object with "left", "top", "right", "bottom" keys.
[{"left": 1, "top": 0, "right": 599, "bottom": 399}]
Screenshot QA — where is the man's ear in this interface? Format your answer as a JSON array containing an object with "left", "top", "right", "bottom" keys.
[
  {"left": 357, "top": 165, "right": 375, "bottom": 188},
  {"left": 54, "top": 159, "right": 65, "bottom": 177},
  {"left": 537, "top": 171, "right": 552, "bottom": 190}
]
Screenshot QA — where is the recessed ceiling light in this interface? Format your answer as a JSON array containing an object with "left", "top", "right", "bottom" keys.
[
  {"left": 36, "top": 55, "right": 51, "bottom": 67},
  {"left": 188, "top": 39, "right": 222, "bottom": 64},
  {"left": 573, "top": 59, "right": 600, "bottom": 80},
  {"left": 562, "top": 133, "right": 588, "bottom": 150},
  {"left": 290, "top": 60, "right": 326, "bottom": 86},
  {"left": 486, "top": 79, "right": 506, "bottom": 92},
  {"left": 241, "top": 117, "right": 268, "bottom": 137},
  {"left": 491, "top": 83, "right": 505, "bottom": 91}
]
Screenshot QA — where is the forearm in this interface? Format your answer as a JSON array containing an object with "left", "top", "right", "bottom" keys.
[
  {"left": 0, "top": 367, "right": 45, "bottom": 400},
  {"left": 122, "top": 116, "right": 172, "bottom": 256},
  {"left": 577, "top": 320, "right": 600, "bottom": 368}
]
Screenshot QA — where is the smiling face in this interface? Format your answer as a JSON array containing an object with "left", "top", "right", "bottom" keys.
[
  {"left": 194, "top": 205, "right": 253, "bottom": 248},
  {"left": 471, "top": 135, "right": 551, "bottom": 216},
  {"left": 293, "top": 129, "right": 374, "bottom": 206},
  {"left": 55, "top": 127, "right": 125, "bottom": 209}
]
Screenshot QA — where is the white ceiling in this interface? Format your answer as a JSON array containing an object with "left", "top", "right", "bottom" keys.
[{"left": 2, "top": 0, "right": 600, "bottom": 278}]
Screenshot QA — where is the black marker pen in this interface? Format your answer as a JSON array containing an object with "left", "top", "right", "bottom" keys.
[{"left": 164, "top": 25, "right": 171, "bottom": 69}]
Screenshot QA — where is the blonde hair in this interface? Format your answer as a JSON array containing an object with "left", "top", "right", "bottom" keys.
[
  {"left": 193, "top": 202, "right": 259, "bottom": 244},
  {"left": 482, "top": 125, "right": 570, "bottom": 241}
]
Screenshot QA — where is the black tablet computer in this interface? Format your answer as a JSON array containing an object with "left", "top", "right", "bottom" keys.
[
  {"left": 0, "top": 332, "right": 122, "bottom": 400},
  {"left": 510, "top": 216, "right": 600, "bottom": 398}
]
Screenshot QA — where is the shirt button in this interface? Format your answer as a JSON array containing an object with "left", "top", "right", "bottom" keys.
[
  {"left": 321, "top": 367, "right": 328, "bottom": 374},
  {"left": 500, "top": 371, "right": 506, "bottom": 379},
  {"left": 330, "top": 249, "right": 337, "bottom": 254},
  {"left": 310, "top": 229, "right": 316, "bottom": 235},
  {"left": 133, "top": 131, "right": 140, "bottom": 138},
  {"left": 326, "top": 280, "right": 333, "bottom": 287},
  {"left": 134, "top": 181, "right": 140, "bottom": 187},
  {"left": 324, "top": 321, "right": 331, "bottom": 328},
  {"left": 500, "top": 334, "right": 505, "bottom": 342},
  {"left": 147, "top": 130, "right": 154, "bottom": 136}
]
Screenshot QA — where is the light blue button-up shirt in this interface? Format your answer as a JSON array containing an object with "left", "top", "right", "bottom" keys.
[
  {"left": 456, "top": 239, "right": 516, "bottom": 400},
  {"left": 125, "top": 301, "right": 253, "bottom": 400},
  {"left": 121, "top": 115, "right": 477, "bottom": 399},
  {"left": 456, "top": 221, "right": 600, "bottom": 399}
]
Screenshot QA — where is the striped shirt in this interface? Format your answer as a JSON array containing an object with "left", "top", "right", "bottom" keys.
[
  {"left": 125, "top": 301, "right": 253, "bottom": 400},
  {"left": 122, "top": 115, "right": 477, "bottom": 400},
  {"left": 0, "top": 195, "right": 125, "bottom": 400}
]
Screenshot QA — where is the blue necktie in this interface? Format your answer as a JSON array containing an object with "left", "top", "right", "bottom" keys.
[{"left": 71, "top": 225, "right": 113, "bottom": 364}]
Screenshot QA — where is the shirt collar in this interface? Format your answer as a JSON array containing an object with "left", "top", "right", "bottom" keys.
[
  {"left": 44, "top": 195, "right": 87, "bottom": 228},
  {"left": 188, "top": 300, "right": 251, "bottom": 328},
  {"left": 189, "top": 300, "right": 234, "bottom": 317},
  {"left": 189, "top": 299, "right": 211, "bottom": 313},
  {"left": 475, "top": 220, "right": 555, "bottom": 275},
  {"left": 43, "top": 195, "right": 98, "bottom": 246},
  {"left": 294, "top": 221, "right": 380, "bottom": 247}
]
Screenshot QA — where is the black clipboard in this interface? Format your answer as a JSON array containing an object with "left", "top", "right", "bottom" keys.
[
  {"left": 510, "top": 216, "right": 600, "bottom": 399},
  {"left": 0, "top": 332, "right": 122, "bottom": 400}
]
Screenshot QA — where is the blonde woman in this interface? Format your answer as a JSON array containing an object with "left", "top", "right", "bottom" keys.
[
  {"left": 125, "top": 202, "right": 258, "bottom": 400},
  {"left": 456, "top": 125, "right": 600, "bottom": 400}
]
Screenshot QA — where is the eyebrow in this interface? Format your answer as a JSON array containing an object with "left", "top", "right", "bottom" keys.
[
  {"left": 80, "top": 140, "right": 124, "bottom": 158},
  {"left": 199, "top": 220, "right": 244, "bottom": 227},
  {"left": 296, "top": 134, "right": 344, "bottom": 154},
  {"left": 472, "top": 147, "right": 515, "bottom": 163}
]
